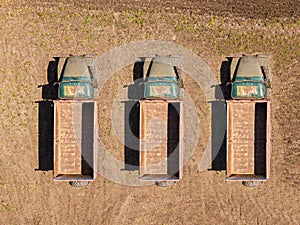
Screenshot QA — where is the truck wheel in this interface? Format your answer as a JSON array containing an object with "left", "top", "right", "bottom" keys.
[
  {"left": 242, "top": 181, "right": 262, "bottom": 188},
  {"left": 155, "top": 181, "right": 176, "bottom": 187},
  {"left": 69, "top": 181, "right": 90, "bottom": 187}
]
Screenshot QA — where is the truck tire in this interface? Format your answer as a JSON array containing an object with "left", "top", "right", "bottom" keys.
[
  {"left": 242, "top": 181, "right": 262, "bottom": 188},
  {"left": 155, "top": 181, "right": 176, "bottom": 187},
  {"left": 69, "top": 181, "right": 90, "bottom": 187}
]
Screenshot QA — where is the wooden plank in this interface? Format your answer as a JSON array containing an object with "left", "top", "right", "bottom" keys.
[{"left": 227, "top": 102, "right": 234, "bottom": 176}]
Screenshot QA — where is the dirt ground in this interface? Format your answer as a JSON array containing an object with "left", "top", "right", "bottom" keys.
[{"left": 0, "top": 0, "right": 299, "bottom": 224}]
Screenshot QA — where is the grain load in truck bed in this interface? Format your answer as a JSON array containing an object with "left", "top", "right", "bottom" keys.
[
  {"left": 139, "top": 100, "right": 183, "bottom": 181},
  {"left": 226, "top": 100, "right": 270, "bottom": 181},
  {"left": 228, "top": 102, "right": 255, "bottom": 174},
  {"left": 53, "top": 100, "right": 97, "bottom": 181}
]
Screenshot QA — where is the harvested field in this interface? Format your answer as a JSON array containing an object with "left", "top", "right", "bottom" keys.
[{"left": 0, "top": 0, "right": 299, "bottom": 224}]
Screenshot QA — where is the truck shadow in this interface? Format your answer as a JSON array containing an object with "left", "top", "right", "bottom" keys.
[
  {"left": 124, "top": 101, "right": 140, "bottom": 170},
  {"left": 37, "top": 101, "right": 54, "bottom": 171},
  {"left": 209, "top": 59, "right": 231, "bottom": 171},
  {"left": 123, "top": 59, "right": 145, "bottom": 170},
  {"left": 36, "top": 58, "right": 59, "bottom": 171},
  {"left": 210, "top": 99, "right": 226, "bottom": 171},
  {"left": 127, "top": 59, "right": 145, "bottom": 100},
  {"left": 220, "top": 58, "right": 232, "bottom": 100},
  {"left": 40, "top": 58, "right": 59, "bottom": 100}
]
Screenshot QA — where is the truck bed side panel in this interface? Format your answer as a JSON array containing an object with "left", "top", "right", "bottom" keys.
[{"left": 266, "top": 101, "right": 271, "bottom": 179}]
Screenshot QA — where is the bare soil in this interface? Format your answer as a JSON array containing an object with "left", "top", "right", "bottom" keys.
[{"left": 0, "top": 0, "right": 299, "bottom": 224}]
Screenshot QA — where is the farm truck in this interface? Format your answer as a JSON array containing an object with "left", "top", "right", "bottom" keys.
[
  {"left": 53, "top": 55, "right": 98, "bottom": 187},
  {"left": 139, "top": 55, "right": 184, "bottom": 187},
  {"left": 226, "top": 55, "right": 271, "bottom": 187}
]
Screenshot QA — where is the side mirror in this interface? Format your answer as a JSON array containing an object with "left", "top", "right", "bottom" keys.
[
  {"left": 264, "top": 79, "right": 271, "bottom": 88},
  {"left": 178, "top": 79, "right": 184, "bottom": 89}
]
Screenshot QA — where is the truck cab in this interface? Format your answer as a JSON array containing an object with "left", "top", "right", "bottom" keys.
[
  {"left": 139, "top": 55, "right": 184, "bottom": 187},
  {"left": 53, "top": 55, "right": 98, "bottom": 187},
  {"left": 144, "top": 55, "right": 182, "bottom": 99},
  {"left": 231, "top": 55, "right": 270, "bottom": 99},
  {"left": 58, "top": 55, "right": 97, "bottom": 99},
  {"left": 226, "top": 55, "right": 271, "bottom": 187}
]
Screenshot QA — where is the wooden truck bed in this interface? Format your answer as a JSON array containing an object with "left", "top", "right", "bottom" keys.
[
  {"left": 53, "top": 100, "right": 97, "bottom": 181},
  {"left": 226, "top": 100, "right": 270, "bottom": 181},
  {"left": 139, "top": 100, "right": 183, "bottom": 181}
]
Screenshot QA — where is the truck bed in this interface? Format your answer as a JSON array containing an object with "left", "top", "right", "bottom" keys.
[
  {"left": 53, "top": 100, "right": 97, "bottom": 181},
  {"left": 139, "top": 100, "right": 183, "bottom": 181},
  {"left": 226, "top": 100, "right": 270, "bottom": 180}
]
